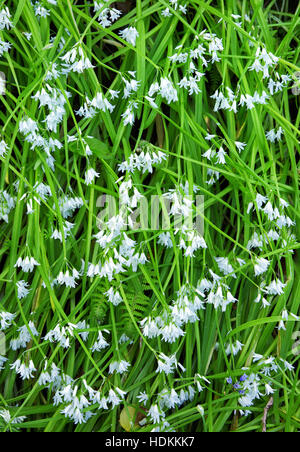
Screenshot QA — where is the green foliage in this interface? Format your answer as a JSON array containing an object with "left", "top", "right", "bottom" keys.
[{"left": 0, "top": 0, "right": 299, "bottom": 433}]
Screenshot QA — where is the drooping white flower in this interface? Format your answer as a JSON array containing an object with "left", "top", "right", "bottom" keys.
[
  {"left": 85, "top": 167, "right": 99, "bottom": 185},
  {"left": 141, "top": 316, "right": 160, "bottom": 339},
  {"left": 119, "top": 27, "right": 139, "bottom": 46},
  {"left": 215, "top": 257, "right": 235, "bottom": 276},
  {"left": 34, "top": 3, "right": 50, "bottom": 18},
  {"left": 16, "top": 280, "right": 31, "bottom": 299},
  {"left": 0, "top": 39, "right": 11, "bottom": 57},
  {"left": 19, "top": 117, "right": 39, "bottom": 135},
  {"left": 0, "top": 7, "right": 13, "bottom": 30},
  {"left": 15, "top": 256, "right": 40, "bottom": 273},
  {"left": 91, "top": 331, "right": 110, "bottom": 352},
  {"left": 216, "top": 147, "right": 227, "bottom": 164},
  {"left": 278, "top": 320, "right": 286, "bottom": 331},
  {"left": 266, "top": 127, "right": 283, "bottom": 143},
  {"left": 254, "top": 257, "right": 270, "bottom": 276},
  {"left": 265, "top": 383, "right": 275, "bottom": 395},
  {"left": 158, "top": 232, "right": 173, "bottom": 248},
  {"left": 10, "top": 321, "right": 39, "bottom": 351},
  {"left": 265, "top": 279, "right": 286, "bottom": 295},
  {"left": 156, "top": 353, "right": 177, "bottom": 375},
  {"left": 161, "top": 8, "right": 172, "bottom": 17},
  {"left": 0, "top": 311, "right": 16, "bottom": 331},
  {"left": 109, "top": 360, "right": 131, "bottom": 375},
  {"left": 225, "top": 340, "right": 244, "bottom": 356},
  {"left": 136, "top": 391, "right": 149, "bottom": 406},
  {"left": 44, "top": 323, "right": 80, "bottom": 349},
  {"left": 160, "top": 322, "right": 185, "bottom": 343},
  {"left": 160, "top": 78, "right": 178, "bottom": 104},
  {"left": 11, "top": 359, "right": 36, "bottom": 380},
  {"left": 107, "top": 389, "right": 121, "bottom": 408},
  {"left": 148, "top": 404, "right": 165, "bottom": 425},
  {"left": 56, "top": 269, "right": 80, "bottom": 288},
  {"left": 145, "top": 96, "right": 159, "bottom": 109},
  {"left": 0, "top": 409, "right": 26, "bottom": 425},
  {"left": 235, "top": 141, "right": 246, "bottom": 153},
  {"left": 104, "top": 287, "right": 123, "bottom": 306},
  {"left": 87, "top": 92, "right": 115, "bottom": 113}
]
